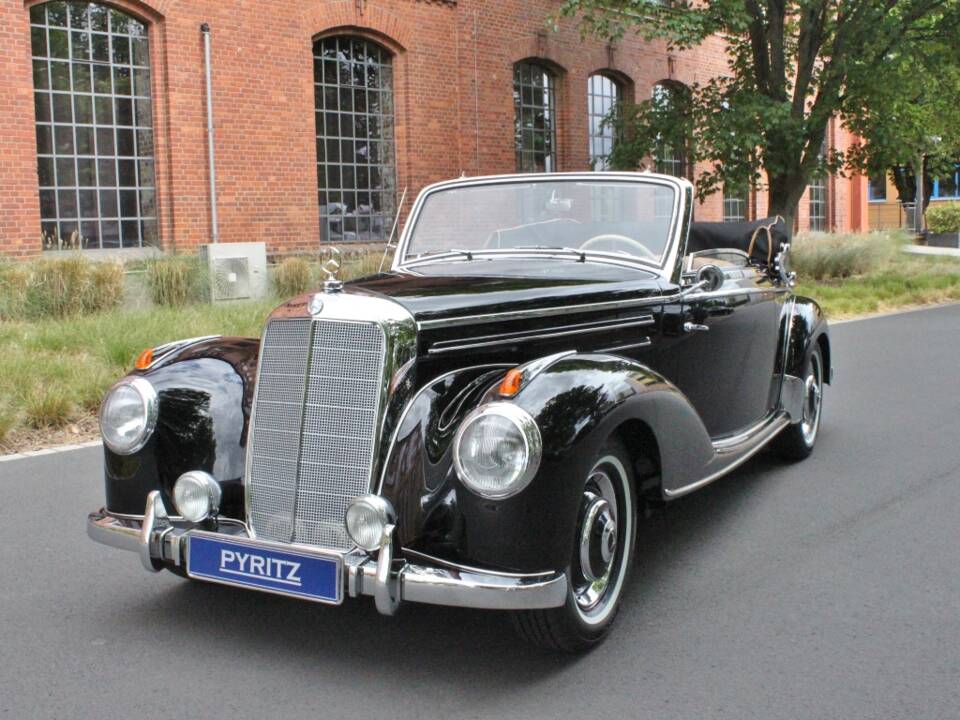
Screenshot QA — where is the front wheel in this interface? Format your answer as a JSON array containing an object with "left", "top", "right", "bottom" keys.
[
  {"left": 775, "top": 345, "right": 824, "bottom": 461},
  {"left": 511, "top": 438, "right": 637, "bottom": 652}
]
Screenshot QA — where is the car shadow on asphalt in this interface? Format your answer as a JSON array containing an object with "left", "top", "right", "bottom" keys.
[{"left": 109, "top": 451, "right": 783, "bottom": 688}]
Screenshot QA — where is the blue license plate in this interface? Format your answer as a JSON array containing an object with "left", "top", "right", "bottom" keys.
[{"left": 187, "top": 532, "right": 342, "bottom": 604}]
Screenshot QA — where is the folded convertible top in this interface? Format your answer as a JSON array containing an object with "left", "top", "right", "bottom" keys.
[{"left": 687, "top": 216, "right": 787, "bottom": 266}]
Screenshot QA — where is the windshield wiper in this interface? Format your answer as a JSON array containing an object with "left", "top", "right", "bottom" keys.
[
  {"left": 513, "top": 245, "right": 587, "bottom": 262},
  {"left": 411, "top": 248, "right": 474, "bottom": 261}
]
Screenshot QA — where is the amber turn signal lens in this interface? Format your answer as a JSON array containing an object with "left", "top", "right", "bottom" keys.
[
  {"left": 498, "top": 368, "right": 524, "bottom": 397},
  {"left": 134, "top": 348, "right": 153, "bottom": 370}
]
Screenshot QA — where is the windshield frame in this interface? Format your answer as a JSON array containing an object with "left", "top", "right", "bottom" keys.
[{"left": 393, "top": 172, "right": 691, "bottom": 279}]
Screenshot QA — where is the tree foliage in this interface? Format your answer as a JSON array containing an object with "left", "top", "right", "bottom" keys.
[{"left": 559, "top": 0, "right": 959, "bottom": 228}]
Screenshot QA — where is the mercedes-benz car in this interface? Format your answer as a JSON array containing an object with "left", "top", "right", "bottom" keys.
[{"left": 88, "top": 172, "right": 830, "bottom": 651}]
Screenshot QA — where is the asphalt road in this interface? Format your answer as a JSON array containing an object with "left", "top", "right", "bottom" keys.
[{"left": 2, "top": 305, "right": 959, "bottom": 720}]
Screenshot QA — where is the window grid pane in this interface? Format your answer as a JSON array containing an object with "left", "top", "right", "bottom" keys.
[
  {"left": 588, "top": 74, "right": 619, "bottom": 171},
  {"left": 514, "top": 62, "right": 557, "bottom": 173},
  {"left": 31, "top": 1, "right": 155, "bottom": 250},
  {"left": 723, "top": 190, "right": 747, "bottom": 222},
  {"left": 313, "top": 35, "right": 396, "bottom": 244},
  {"left": 652, "top": 83, "right": 687, "bottom": 179},
  {"left": 808, "top": 176, "right": 828, "bottom": 231}
]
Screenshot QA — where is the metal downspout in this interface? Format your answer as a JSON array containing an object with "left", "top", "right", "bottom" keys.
[{"left": 201, "top": 23, "right": 219, "bottom": 243}]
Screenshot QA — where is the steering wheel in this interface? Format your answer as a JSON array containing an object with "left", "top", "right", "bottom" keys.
[{"left": 579, "top": 234, "right": 659, "bottom": 262}]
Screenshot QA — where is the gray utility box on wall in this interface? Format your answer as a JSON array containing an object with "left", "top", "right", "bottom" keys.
[{"left": 199, "top": 242, "right": 268, "bottom": 302}]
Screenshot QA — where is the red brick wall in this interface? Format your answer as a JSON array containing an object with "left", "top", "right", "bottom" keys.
[
  {"left": 0, "top": 1, "right": 44, "bottom": 257},
  {"left": 0, "top": 0, "right": 866, "bottom": 259}
]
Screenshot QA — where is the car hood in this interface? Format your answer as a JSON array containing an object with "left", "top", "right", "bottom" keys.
[{"left": 345, "top": 258, "right": 664, "bottom": 326}]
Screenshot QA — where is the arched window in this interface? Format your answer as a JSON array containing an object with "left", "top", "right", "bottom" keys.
[
  {"left": 313, "top": 36, "right": 396, "bottom": 243},
  {"left": 651, "top": 82, "right": 688, "bottom": 179},
  {"left": 514, "top": 61, "right": 557, "bottom": 173},
  {"left": 30, "top": 1, "right": 156, "bottom": 250},
  {"left": 587, "top": 74, "right": 621, "bottom": 170}
]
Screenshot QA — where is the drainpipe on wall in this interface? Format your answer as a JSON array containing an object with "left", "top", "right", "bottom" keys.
[{"left": 201, "top": 23, "right": 219, "bottom": 243}]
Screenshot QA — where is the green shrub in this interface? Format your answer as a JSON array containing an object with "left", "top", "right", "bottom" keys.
[
  {"left": 791, "top": 231, "right": 899, "bottom": 281},
  {"left": 273, "top": 256, "right": 313, "bottom": 298},
  {"left": 145, "top": 255, "right": 208, "bottom": 306},
  {"left": 926, "top": 202, "right": 960, "bottom": 234}
]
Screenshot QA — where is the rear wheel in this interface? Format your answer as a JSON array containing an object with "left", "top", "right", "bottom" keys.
[
  {"left": 511, "top": 438, "right": 637, "bottom": 652},
  {"left": 775, "top": 346, "right": 824, "bottom": 461}
]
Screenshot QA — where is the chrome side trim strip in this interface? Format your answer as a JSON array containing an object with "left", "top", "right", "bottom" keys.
[
  {"left": 681, "top": 286, "right": 788, "bottom": 302},
  {"left": 599, "top": 338, "right": 652, "bottom": 353},
  {"left": 418, "top": 295, "right": 672, "bottom": 330},
  {"left": 664, "top": 412, "right": 790, "bottom": 498},
  {"left": 712, "top": 411, "right": 786, "bottom": 452},
  {"left": 427, "top": 316, "right": 656, "bottom": 354},
  {"left": 430, "top": 315, "right": 654, "bottom": 350}
]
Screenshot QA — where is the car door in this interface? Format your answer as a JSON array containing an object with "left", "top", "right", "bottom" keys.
[{"left": 660, "top": 250, "right": 784, "bottom": 438}]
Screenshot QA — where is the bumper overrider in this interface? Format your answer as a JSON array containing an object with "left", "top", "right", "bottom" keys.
[{"left": 87, "top": 491, "right": 567, "bottom": 614}]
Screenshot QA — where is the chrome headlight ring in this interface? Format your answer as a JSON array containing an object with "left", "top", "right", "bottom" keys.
[
  {"left": 98, "top": 376, "right": 159, "bottom": 455},
  {"left": 453, "top": 402, "right": 542, "bottom": 500}
]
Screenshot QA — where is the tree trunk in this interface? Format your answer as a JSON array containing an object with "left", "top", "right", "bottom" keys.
[{"left": 766, "top": 174, "right": 808, "bottom": 240}]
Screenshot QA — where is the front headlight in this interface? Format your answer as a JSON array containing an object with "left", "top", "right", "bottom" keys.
[
  {"left": 99, "top": 377, "right": 158, "bottom": 455},
  {"left": 453, "top": 402, "right": 542, "bottom": 499}
]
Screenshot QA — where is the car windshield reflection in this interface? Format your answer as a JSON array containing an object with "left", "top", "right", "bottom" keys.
[{"left": 402, "top": 178, "right": 678, "bottom": 267}]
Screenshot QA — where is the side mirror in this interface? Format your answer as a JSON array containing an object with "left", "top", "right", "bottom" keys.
[{"left": 696, "top": 263, "right": 725, "bottom": 293}]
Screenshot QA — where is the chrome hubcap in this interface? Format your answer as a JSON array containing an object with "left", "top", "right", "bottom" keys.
[
  {"left": 579, "top": 492, "right": 617, "bottom": 583},
  {"left": 801, "top": 353, "right": 823, "bottom": 446},
  {"left": 573, "top": 467, "right": 622, "bottom": 618}
]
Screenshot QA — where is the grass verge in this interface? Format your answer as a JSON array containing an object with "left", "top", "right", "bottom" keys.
[
  {"left": 0, "top": 299, "right": 276, "bottom": 452},
  {"left": 793, "top": 231, "right": 960, "bottom": 318}
]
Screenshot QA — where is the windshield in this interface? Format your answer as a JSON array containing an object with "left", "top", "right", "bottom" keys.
[{"left": 402, "top": 179, "right": 678, "bottom": 266}]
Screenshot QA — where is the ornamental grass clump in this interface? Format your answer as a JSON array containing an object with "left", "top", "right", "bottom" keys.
[
  {"left": 272, "top": 256, "right": 313, "bottom": 298},
  {"left": 791, "top": 231, "right": 898, "bottom": 281},
  {"left": 0, "top": 256, "right": 124, "bottom": 320},
  {"left": 144, "top": 255, "right": 209, "bottom": 306},
  {"left": 0, "top": 262, "right": 30, "bottom": 320}
]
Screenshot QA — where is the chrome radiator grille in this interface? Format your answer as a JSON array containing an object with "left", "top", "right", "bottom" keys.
[{"left": 247, "top": 318, "right": 387, "bottom": 550}]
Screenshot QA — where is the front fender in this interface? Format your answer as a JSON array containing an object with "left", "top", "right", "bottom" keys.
[
  {"left": 512, "top": 352, "right": 714, "bottom": 508},
  {"left": 102, "top": 337, "right": 258, "bottom": 519},
  {"left": 386, "top": 354, "right": 714, "bottom": 573}
]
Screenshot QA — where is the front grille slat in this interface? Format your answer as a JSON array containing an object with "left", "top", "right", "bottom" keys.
[{"left": 247, "top": 318, "right": 387, "bottom": 551}]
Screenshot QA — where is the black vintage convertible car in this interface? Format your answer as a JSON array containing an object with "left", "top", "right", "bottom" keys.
[{"left": 88, "top": 172, "right": 830, "bottom": 651}]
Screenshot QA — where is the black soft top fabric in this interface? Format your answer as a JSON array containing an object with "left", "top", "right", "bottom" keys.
[{"left": 687, "top": 217, "right": 787, "bottom": 265}]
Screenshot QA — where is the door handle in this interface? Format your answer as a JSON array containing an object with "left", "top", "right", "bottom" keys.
[{"left": 683, "top": 322, "right": 709, "bottom": 333}]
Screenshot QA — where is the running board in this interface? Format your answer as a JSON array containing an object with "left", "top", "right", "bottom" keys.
[{"left": 663, "top": 412, "right": 790, "bottom": 499}]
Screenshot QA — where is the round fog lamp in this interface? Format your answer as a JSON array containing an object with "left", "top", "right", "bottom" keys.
[
  {"left": 345, "top": 495, "right": 394, "bottom": 552},
  {"left": 173, "top": 471, "right": 222, "bottom": 523}
]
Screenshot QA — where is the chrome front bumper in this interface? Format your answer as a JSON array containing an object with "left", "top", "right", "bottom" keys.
[{"left": 87, "top": 491, "right": 567, "bottom": 614}]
